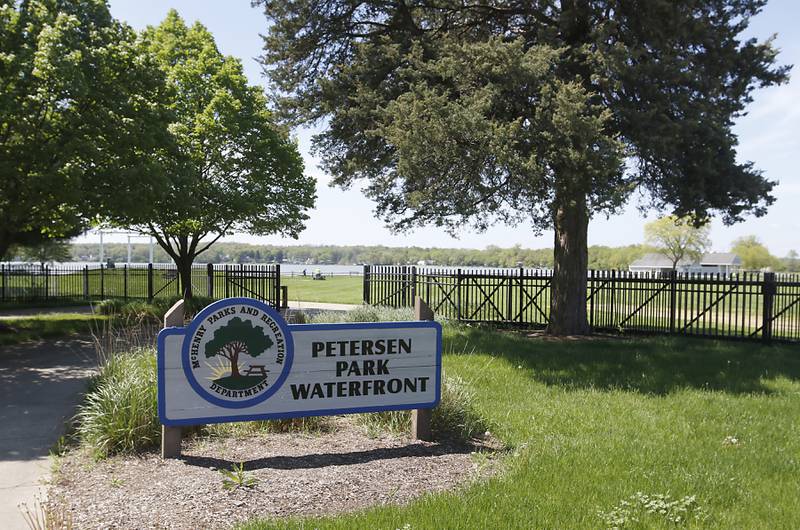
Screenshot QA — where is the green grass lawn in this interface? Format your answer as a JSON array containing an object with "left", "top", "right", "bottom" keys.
[
  {"left": 282, "top": 275, "right": 363, "bottom": 305},
  {"left": 241, "top": 329, "right": 800, "bottom": 529},
  {"left": 0, "top": 312, "right": 108, "bottom": 346}
]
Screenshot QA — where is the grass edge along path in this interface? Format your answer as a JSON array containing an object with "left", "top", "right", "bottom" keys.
[
  {"left": 0, "top": 313, "right": 108, "bottom": 346},
  {"left": 240, "top": 328, "right": 800, "bottom": 530}
]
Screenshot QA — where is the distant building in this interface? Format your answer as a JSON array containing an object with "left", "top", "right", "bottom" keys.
[
  {"left": 629, "top": 253, "right": 742, "bottom": 274},
  {"left": 691, "top": 253, "right": 742, "bottom": 274}
]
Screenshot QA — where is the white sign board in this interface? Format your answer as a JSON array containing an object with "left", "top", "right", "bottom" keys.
[{"left": 158, "top": 297, "right": 441, "bottom": 426}]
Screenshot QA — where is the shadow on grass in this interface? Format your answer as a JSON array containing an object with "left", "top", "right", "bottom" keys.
[
  {"left": 182, "top": 441, "right": 475, "bottom": 471},
  {"left": 448, "top": 326, "right": 800, "bottom": 395}
]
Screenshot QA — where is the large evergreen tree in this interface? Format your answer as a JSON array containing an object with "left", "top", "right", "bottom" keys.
[
  {"left": 256, "top": 0, "right": 789, "bottom": 334},
  {"left": 0, "top": 0, "right": 172, "bottom": 260}
]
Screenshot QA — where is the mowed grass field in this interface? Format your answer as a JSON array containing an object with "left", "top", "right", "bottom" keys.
[
  {"left": 282, "top": 275, "right": 363, "bottom": 305},
  {"left": 242, "top": 328, "right": 800, "bottom": 529}
]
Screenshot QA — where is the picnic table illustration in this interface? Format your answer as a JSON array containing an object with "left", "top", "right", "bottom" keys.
[{"left": 243, "top": 365, "right": 269, "bottom": 377}]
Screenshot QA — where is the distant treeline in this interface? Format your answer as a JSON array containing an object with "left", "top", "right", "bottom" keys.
[{"left": 69, "top": 242, "right": 657, "bottom": 270}]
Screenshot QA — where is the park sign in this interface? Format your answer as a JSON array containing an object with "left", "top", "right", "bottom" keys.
[{"left": 157, "top": 297, "right": 441, "bottom": 426}]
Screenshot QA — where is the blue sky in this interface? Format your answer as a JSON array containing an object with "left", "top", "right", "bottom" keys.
[{"left": 91, "top": 0, "right": 800, "bottom": 255}]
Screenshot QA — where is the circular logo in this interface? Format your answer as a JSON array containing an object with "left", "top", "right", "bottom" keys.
[{"left": 181, "top": 298, "right": 293, "bottom": 409}]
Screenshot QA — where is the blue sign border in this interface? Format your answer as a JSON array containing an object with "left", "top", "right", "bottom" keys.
[
  {"left": 158, "top": 316, "right": 442, "bottom": 427},
  {"left": 179, "top": 297, "right": 295, "bottom": 409}
]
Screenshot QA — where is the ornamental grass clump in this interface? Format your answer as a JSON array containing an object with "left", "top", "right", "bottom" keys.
[
  {"left": 310, "top": 306, "right": 415, "bottom": 324},
  {"left": 358, "top": 373, "right": 490, "bottom": 443},
  {"left": 76, "top": 348, "right": 159, "bottom": 458}
]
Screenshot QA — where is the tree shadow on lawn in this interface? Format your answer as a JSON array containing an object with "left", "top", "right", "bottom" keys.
[
  {"left": 182, "top": 441, "right": 476, "bottom": 471},
  {"left": 449, "top": 327, "right": 800, "bottom": 395}
]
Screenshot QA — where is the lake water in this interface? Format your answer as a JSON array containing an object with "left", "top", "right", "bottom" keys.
[{"left": 3, "top": 261, "right": 548, "bottom": 276}]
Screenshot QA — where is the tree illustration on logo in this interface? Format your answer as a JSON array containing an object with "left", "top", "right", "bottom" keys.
[{"left": 204, "top": 317, "right": 274, "bottom": 390}]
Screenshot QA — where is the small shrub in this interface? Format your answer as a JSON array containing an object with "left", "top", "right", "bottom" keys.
[
  {"left": 76, "top": 348, "right": 159, "bottom": 458},
  {"left": 93, "top": 299, "right": 159, "bottom": 324},
  {"left": 357, "top": 373, "right": 489, "bottom": 443},
  {"left": 95, "top": 298, "right": 126, "bottom": 315},
  {"left": 94, "top": 295, "right": 215, "bottom": 328},
  {"left": 152, "top": 295, "right": 215, "bottom": 320},
  {"left": 120, "top": 301, "right": 160, "bottom": 324},
  {"left": 285, "top": 309, "right": 308, "bottom": 324}
]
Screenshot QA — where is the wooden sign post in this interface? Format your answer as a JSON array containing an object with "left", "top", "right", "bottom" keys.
[
  {"left": 158, "top": 297, "right": 441, "bottom": 457},
  {"left": 412, "top": 297, "right": 434, "bottom": 441},
  {"left": 161, "top": 299, "right": 184, "bottom": 459}
]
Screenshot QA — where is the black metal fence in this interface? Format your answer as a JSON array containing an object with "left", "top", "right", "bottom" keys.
[
  {"left": 0, "top": 263, "right": 283, "bottom": 309},
  {"left": 363, "top": 265, "right": 800, "bottom": 342}
]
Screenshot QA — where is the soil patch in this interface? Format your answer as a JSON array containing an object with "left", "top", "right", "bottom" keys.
[{"left": 49, "top": 418, "right": 499, "bottom": 529}]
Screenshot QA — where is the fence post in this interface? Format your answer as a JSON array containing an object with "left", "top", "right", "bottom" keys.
[
  {"left": 518, "top": 266, "right": 524, "bottom": 324},
  {"left": 207, "top": 263, "right": 214, "bottom": 298},
  {"left": 669, "top": 269, "right": 677, "bottom": 334},
  {"left": 161, "top": 299, "right": 185, "bottom": 459},
  {"left": 506, "top": 269, "right": 514, "bottom": 322},
  {"left": 1, "top": 264, "right": 5, "bottom": 302},
  {"left": 589, "top": 269, "right": 595, "bottom": 327},
  {"left": 363, "top": 265, "right": 371, "bottom": 304},
  {"left": 762, "top": 272, "right": 776, "bottom": 343},
  {"left": 411, "top": 297, "right": 434, "bottom": 441},
  {"left": 275, "top": 264, "right": 281, "bottom": 309},
  {"left": 456, "top": 268, "right": 462, "bottom": 320},
  {"left": 401, "top": 266, "right": 408, "bottom": 306},
  {"left": 410, "top": 266, "right": 417, "bottom": 305},
  {"left": 44, "top": 264, "right": 49, "bottom": 301},
  {"left": 83, "top": 266, "right": 89, "bottom": 300},
  {"left": 224, "top": 265, "right": 229, "bottom": 298},
  {"left": 147, "top": 263, "right": 154, "bottom": 302},
  {"left": 610, "top": 269, "right": 617, "bottom": 327},
  {"left": 100, "top": 263, "right": 105, "bottom": 299},
  {"left": 124, "top": 265, "right": 128, "bottom": 300}
]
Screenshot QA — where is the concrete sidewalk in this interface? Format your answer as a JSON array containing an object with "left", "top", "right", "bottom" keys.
[{"left": 0, "top": 339, "right": 96, "bottom": 529}]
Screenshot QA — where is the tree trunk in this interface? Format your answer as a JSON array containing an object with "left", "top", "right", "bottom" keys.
[
  {"left": 0, "top": 232, "right": 10, "bottom": 263},
  {"left": 548, "top": 192, "right": 590, "bottom": 335},
  {"left": 176, "top": 256, "right": 194, "bottom": 299},
  {"left": 230, "top": 351, "right": 240, "bottom": 377}
]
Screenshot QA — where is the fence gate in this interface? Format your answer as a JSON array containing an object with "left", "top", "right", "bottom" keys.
[
  {"left": 222, "top": 264, "right": 281, "bottom": 307},
  {"left": 753, "top": 273, "right": 800, "bottom": 342},
  {"left": 364, "top": 265, "right": 415, "bottom": 307}
]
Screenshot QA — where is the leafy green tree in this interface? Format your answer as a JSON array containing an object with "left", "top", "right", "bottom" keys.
[
  {"left": 205, "top": 317, "right": 274, "bottom": 378},
  {"left": 731, "top": 235, "right": 779, "bottom": 271},
  {"left": 17, "top": 239, "right": 72, "bottom": 266},
  {"left": 785, "top": 250, "right": 799, "bottom": 273},
  {"left": 117, "top": 11, "right": 315, "bottom": 297},
  {"left": 0, "top": 0, "right": 172, "bottom": 260},
  {"left": 644, "top": 216, "right": 711, "bottom": 270},
  {"left": 256, "top": 0, "right": 788, "bottom": 334}
]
